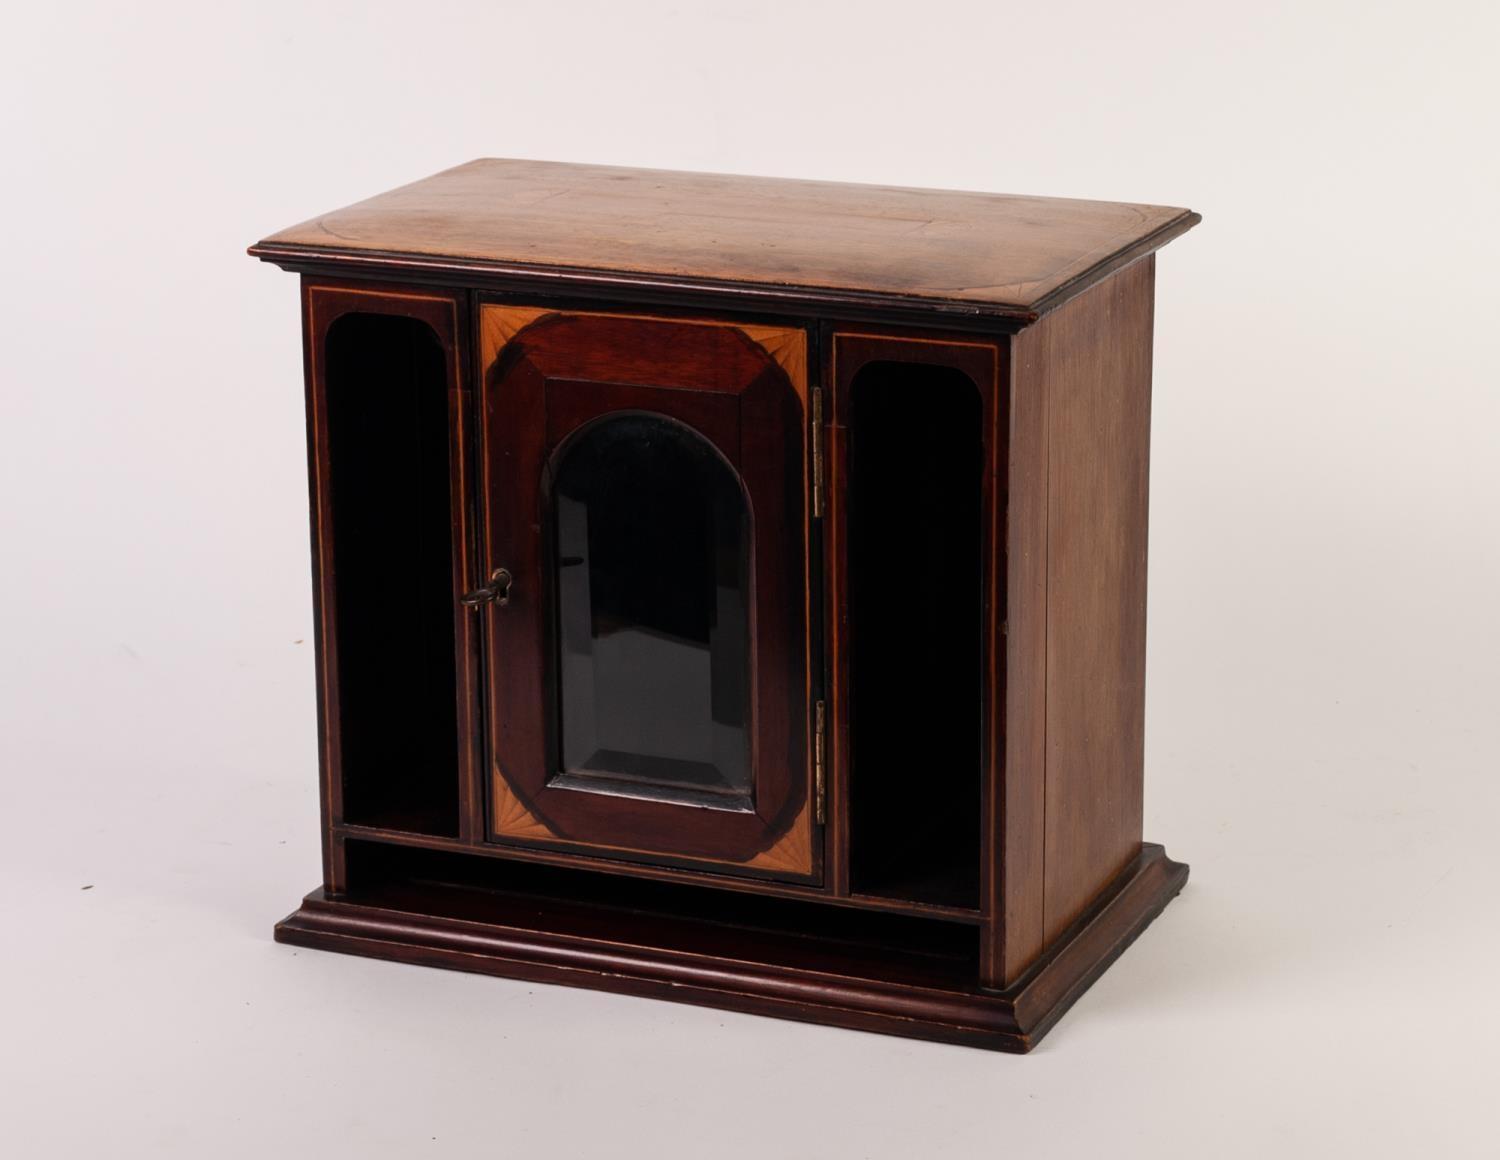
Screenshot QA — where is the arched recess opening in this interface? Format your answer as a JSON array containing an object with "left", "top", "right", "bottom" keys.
[
  {"left": 847, "top": 361, "right": 983, "bottom": 907},
  {"left": 324, "top": 312, "right": 458, "bottom": 835}
]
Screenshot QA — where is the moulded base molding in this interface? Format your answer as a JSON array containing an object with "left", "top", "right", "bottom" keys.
[{"left": 274, "top": 842, "right": 1188, "bottom": 1053}]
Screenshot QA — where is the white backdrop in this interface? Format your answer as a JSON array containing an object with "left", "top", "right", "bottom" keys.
[{"left": 2, "top": 2, "right": 1496, "bottom": 1156}]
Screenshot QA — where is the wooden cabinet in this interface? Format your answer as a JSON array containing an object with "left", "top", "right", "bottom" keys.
[{"left": 253, "top": 159, "right": 1200, "bottom": 1052}]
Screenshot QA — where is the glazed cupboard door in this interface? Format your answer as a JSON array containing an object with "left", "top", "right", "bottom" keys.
[{"left": 473, "top": 306, "right": 818, "bottom": 882}]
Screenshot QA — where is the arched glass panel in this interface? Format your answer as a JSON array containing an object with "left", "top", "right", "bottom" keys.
[{"left": 551, "top": 414, "right": 752, "bottom": 810}]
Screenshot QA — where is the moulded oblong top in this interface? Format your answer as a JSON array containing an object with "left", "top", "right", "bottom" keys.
[{"left": 250, "top": 158, "right": 1199, "bottom": 322}]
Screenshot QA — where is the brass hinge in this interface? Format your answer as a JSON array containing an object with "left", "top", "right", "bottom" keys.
[
  {"left": 813, "top": 699, "right": 827, "bottom": 824},
  {"left": 811, "top": 387, "right": 825, "bottom": 519}
]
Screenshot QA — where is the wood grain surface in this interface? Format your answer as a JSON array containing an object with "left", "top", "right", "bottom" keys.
[
  {"left": 1021, "top": 256, "right": 1157, "bottom": 943},
  {"left": 253, "top": 158, "right": 1198, "bottom": 320}
]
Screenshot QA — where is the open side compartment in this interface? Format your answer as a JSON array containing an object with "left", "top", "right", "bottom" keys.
[
  {"left": 846, "top": 360, "right": 985, "bottom": 910},
  {"left": 340, "top": 839, "right": 980, "bottom": 982},
  {"left": 323, "top": 312, "right": 460, "bottom": 837}
]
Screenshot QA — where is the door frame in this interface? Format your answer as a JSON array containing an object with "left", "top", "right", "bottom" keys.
[{"left": 473, "top": 303, "right": 821, "bottom": 882}]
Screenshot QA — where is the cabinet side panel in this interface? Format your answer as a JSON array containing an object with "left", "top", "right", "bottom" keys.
[
  {"left": 1040, "top": 256, "right": 1155, "bottom": 943},
  {"left": 995, "top": 329, "right": 1048, "bottom": 984}
]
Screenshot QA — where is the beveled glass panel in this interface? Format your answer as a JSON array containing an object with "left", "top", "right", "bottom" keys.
[{"left": 551, "top": 414, "right": 751, "bottom": 809}]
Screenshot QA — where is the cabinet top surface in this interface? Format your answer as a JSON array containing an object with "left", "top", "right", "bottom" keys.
[{"left": 251, "top": 158, "right": 1198, "bottom": 320}]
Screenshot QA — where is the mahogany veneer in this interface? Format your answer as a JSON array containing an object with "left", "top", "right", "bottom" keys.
[{"left": 251, "top": 159, "right": 1199, "bottom": 1051}]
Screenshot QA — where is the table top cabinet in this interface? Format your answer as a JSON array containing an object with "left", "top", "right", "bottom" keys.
[{"left": 252, "top": 158, "right": 1199, "bottom": 1052}]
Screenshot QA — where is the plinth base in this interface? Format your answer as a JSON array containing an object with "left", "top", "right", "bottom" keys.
[{"left": 275, "top": 842, "right": 1187, "bottom": 1052}]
